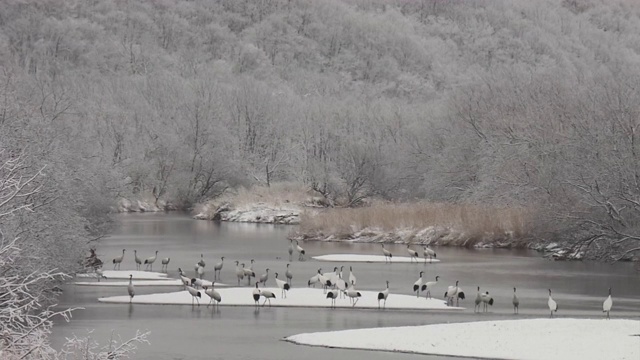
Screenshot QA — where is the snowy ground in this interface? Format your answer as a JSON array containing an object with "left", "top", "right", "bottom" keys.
[
  {"left": 312, "top": 254, "right": 440, "bottom": 263},
  {"left": 98, "top": 287, "right": 463, "bottom": 310},
  {"left": 74, "top": 279, "right": 230, "bottom": 287},
  {"left": 285, "top": 318, "right": 640, "bottom": 360},
  {"left": 76, "top": 270, "right": 169, "bottom": 280}
]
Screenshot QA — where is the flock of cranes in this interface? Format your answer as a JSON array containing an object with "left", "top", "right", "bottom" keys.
[{"left": 115, "top": 244, "right": 616, "bottom": 318}]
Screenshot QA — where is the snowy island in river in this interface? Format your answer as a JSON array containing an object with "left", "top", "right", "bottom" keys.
[
  {"left": 98, "top": 287, "right": 463, "bottom": 310},
  {"left": 312, "top": 254, "right": 440, "bottom": 263}
]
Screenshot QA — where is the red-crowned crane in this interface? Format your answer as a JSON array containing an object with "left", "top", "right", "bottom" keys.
[{"left": 377, "top": 281, "right": 389, "bottom": 309}]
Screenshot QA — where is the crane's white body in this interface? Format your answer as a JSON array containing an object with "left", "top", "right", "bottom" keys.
[
  {"left": 335, "top": 275, "right": 347, "bottom": 298},
  {"left": 548, "top": 289, "right": 558, "bottom": 317},
  {"left": 407, "top": 246, "right": 418, "bottom": 263},
  {"left": 204, "top": 283, "right": 221, "bottom": 308},
  {"left": 603, "top": 288, "right": 613, "bottom": 319},
  {"left": 422, "top": 246, "right": 436, "bottom": 263},
  {"left": 413, "top": 271, "right": 424, "bottom": 297},
  {"left": 235, "top": 261, "right": 244, "bottom": 285},
  {"left": 345, "top": 282, "right": 362, "bottom": 307},
  {"left": 252, "top": 283, "right": 261, "bottom": 308},
  {"left": 381, "top": 244, "right": 392, "bottom": 263},
  {"left": 445, "top": 281, "right": 465, "bottom": 307},
  {"left": 328, "top": 267, "right": 339, "bottom": 284},
  {"left": 288, "top": 240, "right": 295, "bottom": 261},
  {"left": 326, "top": 290, "right": 338, "bottom": 308},
  {"left": 186, "top": 285, "right": 201, "bottom": 306},
  {"left": 259, "top": 268, "right": 269, "bottom": 286},
  {"left": 242, "top": 262, "right": 255, "bottom": 285},
  {"left": 274, "top": 273, "right": 290, "bottom": 298},
  {"left": 348, "top": 267, "right": 356, "bottom": 286},
  {"left": 318, "top": 271, "right": 332, "bottom": 293},
  {"left": 378, "top": 281, "right": 389, "bottom": 309},
  {"left": 480, "top": 292, "right": 493, "bottom": 312},
  {"left": 261, "top": 290, "right": 276, "bottom": 307},
  {"left": 295, "top": 240, "right": 305, "bottom": 261},
  {"left": 214, "top": 257, "right": 224, "bottom": 280},
  {"left": 127, "top": 274, "right": 135, "bottom": 303},
  {"left": 144, "top": 251, "right": 158, "bottom": 271},
  {"left": 474, "top": 287, "right": 482, "bottom": 313},
  {"left": 285, "top": 263, "right": 293, "bottom": 284},
  {"left": 422, "top": 276, "right": 439, "bottom": 299},
  {"left": 178, "top": 268, "right": 190, "bottom": 289},
  {"left": 307, "top": 269, "right": 322, "bottom": 287},
  {"left": 243, "top": 260, "right": 255, "bottom": 285},
  {"left": 161, "top": 257, "right": 170, "bottom": 272},
  {"left": 113, "top": 249, "right": 125, "bottom": 270},
  {"left": 192, "top": 278, "right": 204, "bottom": 288},
  {"left": 308, "top": 270, "right": 321, "bottom": 287}
]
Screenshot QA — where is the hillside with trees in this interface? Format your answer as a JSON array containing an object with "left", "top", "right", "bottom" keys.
[{"left": 1, "top": 0, "right": 640, "bottom": 279}]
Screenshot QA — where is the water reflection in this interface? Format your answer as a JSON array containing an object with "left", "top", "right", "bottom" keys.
[
  {"left": 191, "top": 305, "right": 202, "bottom": 318},
  {"left": 209, "top": 307, "right": 221, "bottom": 318}
]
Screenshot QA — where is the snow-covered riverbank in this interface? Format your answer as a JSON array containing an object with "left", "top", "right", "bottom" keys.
[
  {"left": 193, "top": 202, "right": 302, "bottom": 225},
  {"left": 116, "top": 198, "right": 178, "bottom": 212}
]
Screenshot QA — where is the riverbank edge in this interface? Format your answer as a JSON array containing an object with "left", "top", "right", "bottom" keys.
[
  {"left": 288, "top": 226, "right": 586, "bottom": 261},
  {"left": 189, "top": 200, "right": 582, "bottom": 260},
  {"left": 115, "top": 197, "right": 179, "bottom": 213}
]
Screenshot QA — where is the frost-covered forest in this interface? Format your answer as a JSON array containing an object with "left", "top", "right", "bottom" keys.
[
  {"left": 1, "top": 0, "right": 640, "bottom": 356},
  {"left": 4, "top": 0, "right": 640, "bottom": 256}
]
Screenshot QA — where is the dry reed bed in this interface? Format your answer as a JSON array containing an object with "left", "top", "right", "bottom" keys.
[{"left": 299, "top": 203, "right": 532, "bottom": 243}]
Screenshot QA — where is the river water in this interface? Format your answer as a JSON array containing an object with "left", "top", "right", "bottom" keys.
[{"left": 51, "top": 213, "right": 640, "bottom": 359}]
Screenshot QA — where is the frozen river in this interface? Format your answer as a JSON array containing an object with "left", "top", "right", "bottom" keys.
[{"left": 51, "top": 213, "right": 640, "bottom": 359}]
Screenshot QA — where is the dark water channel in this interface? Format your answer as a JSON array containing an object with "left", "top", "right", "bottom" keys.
[{"left": 51, "top": 213, "right": 640, "bottom": 359}]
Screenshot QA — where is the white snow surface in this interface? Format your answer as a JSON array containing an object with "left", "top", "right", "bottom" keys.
[
  {"left": 74, "top": 279, "right": 230, "bottom": 287},
  {"left": 76, "top": 270, "right": 169, "bottom": 280},
  {"left": 286, "top": 318, "right": 640, "bottom": 360},
  {"left": 98, "top": 287, "right": 462, "bottom": 310},
  {"left": 313, "top": 254, "right": 440, "bottom": 263}
]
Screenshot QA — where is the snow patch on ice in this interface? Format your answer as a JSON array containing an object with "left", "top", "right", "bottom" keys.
[
  {"left": 285, "top": 318, "right": 640, "bottom": 360},
  {"left": 98, "top": 287, "right": 462, "bottom": 310}
]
